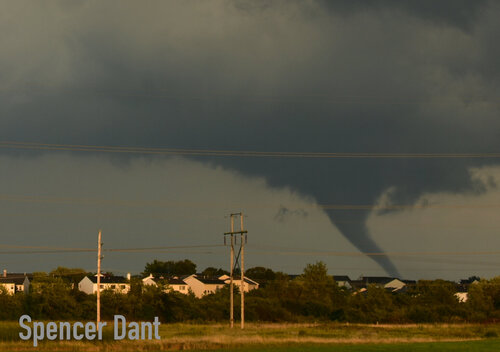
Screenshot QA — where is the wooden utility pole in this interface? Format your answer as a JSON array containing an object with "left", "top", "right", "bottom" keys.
[
  {"left": 224, "top": 213, "right": 248, "bottom": 329},
  {"left": 240, "top": 213, "right": 245, "bottom": 329},
  {"left": 230, "top": 216, "right": 234, "bottom": 328},
  {"left": 97, "top": 229, "right": 102, "bottom": 324}
]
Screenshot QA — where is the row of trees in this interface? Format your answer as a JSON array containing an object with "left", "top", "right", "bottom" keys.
[{"left": 1, "top": 261, "right": 500, "bottom": 323}]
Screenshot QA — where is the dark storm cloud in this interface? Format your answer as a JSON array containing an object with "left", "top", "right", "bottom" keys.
[
  {"left": 1, "top": 0, "right": 500, "bottom": 275},
  {"left": 318, "top": 0, "right": 489, "bottom": 30}
]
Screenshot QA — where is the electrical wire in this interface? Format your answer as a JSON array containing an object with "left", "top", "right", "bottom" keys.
[
  {"left": 2, "top": 141, "right": 500, "bottom": 158},
  {"left": 2, "top": 193, "right": 500, "bottom": 211}
]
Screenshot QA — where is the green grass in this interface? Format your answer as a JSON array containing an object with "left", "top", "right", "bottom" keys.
[
  {"left": 198, "top": 340, "right": 500, "bottom": 352},
  {"left": 1, "top": 321, "right": 500, "bottom": 351}
]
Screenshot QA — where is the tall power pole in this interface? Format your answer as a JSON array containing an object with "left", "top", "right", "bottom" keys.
[
  {"left": 240, "top": 213, "right": 245, "bottom": 330},
  {"left": 97, "top": 229, "right": 102, "bottom": 324},
  {"left": 230, "top": 216, "right": 234, "bottom": 328},
  {"left": 224, "top": 213, "right": 247, "bottom": 329}
]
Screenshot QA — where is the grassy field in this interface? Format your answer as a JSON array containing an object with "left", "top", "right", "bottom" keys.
[
  {"left": 196, "top": 340, "right": 500, "bottom": 352},
  {"left": 1, "top": 321, "right": 500, "bottom": 351}
]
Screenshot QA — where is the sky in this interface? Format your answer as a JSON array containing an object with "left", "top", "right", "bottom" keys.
[{"left": 1, "top": 0, "right": 500, "bottom": 280}]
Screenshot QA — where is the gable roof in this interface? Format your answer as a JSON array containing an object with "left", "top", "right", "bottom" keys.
[
  {"left": 188, "top": 275, "right": 225, "bottom": 285},
  {"left": 144, "top": 275, "right": 187, "bottom": 285},
  {"left": 0, "top": 277, "right": 27, "bottom": 285},
  {"left": 244, "top": 277, "right": 258, "bottom": 285},
  {"left": 196, "top": 277, "right": 226, "bottom": 285},
  {"left": 360, "top": 277, "right": 399, "bottom": 285},
  {"left": 220, "top": 277, "right": 259, "bottom": 285},
  {"left": 88, "top": 276, "right": 129, "bottom": 284},
  {"left": 4, "top": 273, "right": 33, "bottom": 280},
  {"left": 333, "top": 275, "right": 351, "bottom": 282}
]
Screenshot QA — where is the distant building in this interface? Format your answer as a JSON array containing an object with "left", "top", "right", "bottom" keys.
[
  {"left": 455, "top": 292, "right": 469, "bottom": 303},
  {"left": 78, "top": 275, "right": 130, "bottom": 294},
  {"left": 183, "top": 274, "right": 227, "bottom": 298},
  {"left": 219, "top": 275, "right": 259, "bottom": 292},
  {"left": 333, "top": 275, "right": 352, "bottom": 289},
  {"left": 0, "top": 270, "right": 32, "bottom": 294},
  {"left": 455, "top": 277, "right": 480, "bottom": 303},
  {"left": 142, "top": 273, "right": 259, "bottom": 298},
  {"left": 353, "top": 276, "right": 407, "bottom": 292},
  {"left": 142, "top": 274, "right": 190, "bottom": 294}
]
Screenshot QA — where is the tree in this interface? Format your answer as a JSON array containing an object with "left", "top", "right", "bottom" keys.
[
  {"left": 300, "top": 261, "right": 334, "bottom": 301},
  {"left": 245, "top": 267, "right": 276, "bottom": 286},
  {"left": 143, "top": 259, "right": 197, "bottom": 277},
  {"left": 49, "top": 267, "right": 88, "bottom": 284},
  {"left": 201, "top": 267, "right": 229, "bottom": 277}
]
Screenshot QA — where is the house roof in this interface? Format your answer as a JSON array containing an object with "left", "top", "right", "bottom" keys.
[
  {"left": 244, "top": 277, "right": 258, "bottom": 285},
  {"left": 166, "top": 278, "right": 186, "bottom": 285},
  {"left": 192, "top": 275, "right": 226, "bottom": 285},
  {"left": 88, "top": 276, "right": 129, "bottom": 284},
  {"left": 220, "top": 277, "right": 259, "bottom": 285},
  {"left": 0, "top": 277, "right": 26, "bottom": 285},
  {"left": 4, "top": 273, "right": 33, "bottom": 279},
  {"left": 333, "top": 275, "right": 351, "bottom": 282},
  {"left": 144, "top": 275, "right": 186, "bottom": 285},
  {"left": 360, "top": 277, "right": 400, "bottom": 285},
  {"left": 197, "top": 278, "right": 226, "bottom": 285}
]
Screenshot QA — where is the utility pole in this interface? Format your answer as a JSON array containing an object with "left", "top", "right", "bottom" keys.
[
  {"left": 224, "top": 213, "right": 247, "bottom": 329},
  {"left": 97, "top": 229, "right": 102, "bottom": 325},
  {"left": 230, "top": 216, "right": 234, "bottom": 328},
  {"left": 240, "top": 213, "right": 245, "bottom": 330}
]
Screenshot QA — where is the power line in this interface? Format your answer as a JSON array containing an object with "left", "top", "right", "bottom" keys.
[
  {"left": 2, "top": 140, "right": 500, "bottom": 158},
  {"left": 1, "top": 242, "right": 499, "bottom": 259},
  {"left": 3, "top": 193, "right": 500, "bottom": 211},
  {"left": 245, "top": 245, "right": 500, "bottom": 257},
  {"left": 0, "top": 243, "right": 224, "bottom": 254},
  {"left": 2, "top": 87, "right": 500, "bottom": 105}
]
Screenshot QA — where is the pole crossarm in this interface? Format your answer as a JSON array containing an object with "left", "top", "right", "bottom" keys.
[{"left": 224, "top": 230, "right": 248, "bottom": 235}]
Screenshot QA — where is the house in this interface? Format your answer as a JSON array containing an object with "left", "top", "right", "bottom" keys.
[
  {"left": 142, "top": 274, "right": 157, "bottom": 287},
  {"left": 78, "top": 275, "right": 130, "bottom": 294},
  {"left": 0, "top": 270, "right": 32, "bottom": 294},
  {"left": 219, "top": 275, "right": 259, "bottom": 292},
  {"left": 355, "top": 276, "right": 407, "bottom": 292},
  {"left": 455, "top": 277, "right": 480, "bottom": 303},
  {"left": 0, "top": 277, "right": 31, "bottom": 295},
  {"left": 183, "top": 274, "right": 227, "bottom": 298},
  {"left": 333, "top": 275, "right": 352, "bottom": 289},
  {"left": 142, "top": 274, "right": 190, "bottom": 294},
  {"left": 142, "top": 274, "right": 258, "bottom": 298},
  {"left": 455, "top": 292, "right": 469, "bottom": 303}
]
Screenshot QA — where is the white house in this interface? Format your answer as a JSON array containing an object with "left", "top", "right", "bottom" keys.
[
  {"left": 333, "top": 275, "right": 352, "bottom": 289},
  {"left": 0, "top": 271, "right": 31, "bottom": 294},
  {"left": 183, "top": 274, "right": 226, "bottom": 298},
  {"left": 0, "top": 279, "right": 16, "bottom": 295},
  {"left": 142, "top": 274, "right": 189, "bottom": 294},
  {"left": 355, "top": 276, "right": 407, "bottom": 292},
  {"left": 78, "top": 275, "right": 130, "bottom": 294},
  {"left": 455, "top": 292, "right": 469, "bottom": 303},
  {"left": 384, "top": 278, "right": 406, "bottom": 292},
  {"left": 219, "top": 275, "right": 259, "bottom": 292},
  {"left": 142, "top": 274, "right": 157, "bottom": 287}
]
